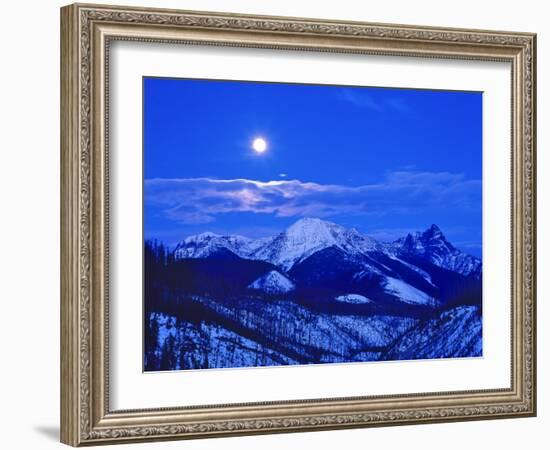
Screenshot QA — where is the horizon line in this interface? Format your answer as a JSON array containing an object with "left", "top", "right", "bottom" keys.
[{"left": 144, "top": 216, "right": 481, "bottom": 259}]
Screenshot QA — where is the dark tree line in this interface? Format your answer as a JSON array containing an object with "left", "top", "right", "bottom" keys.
[{"left": 144, "top": 239, "right": 172, "bottom": 314}]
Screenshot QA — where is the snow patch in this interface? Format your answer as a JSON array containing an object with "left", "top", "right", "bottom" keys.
[
  {"left": 383, "top": 277, "right": 436, "bottom": 306},
  {"left": 248, "top": 271, "right": 295, "bottom": 294},
  {"left": 335, "top": 294, "right": 373, "bottom": 304}
]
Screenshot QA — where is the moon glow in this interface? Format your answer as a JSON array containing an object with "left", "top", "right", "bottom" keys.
[{"left": 252, "top": 137, "right": 267, "bottom": 153}]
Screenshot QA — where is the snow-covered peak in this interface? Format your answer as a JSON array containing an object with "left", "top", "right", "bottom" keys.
[
  {"left": 281, "top": 217, "right": 345, "bottom": 250},
  {"left": 248, "top": 271, "right": 296, "bottom": 294},
  {"left": 251, "top": 219, "right": 338, "bottom": 270},
  {"left": 174, "top": 232, "right": 263, "bottom": 260},
  {"left": 286, "top": 217, "right": 342, "bottom": 234},
  {"left": 284, "top": 218, "right": 357, "bottom": 252},
  {"left": 251, "top": 218, "right": 379, "bottom": 271},
  {"left": 183, "top": 231, "right": 220, "bottom": 243}
]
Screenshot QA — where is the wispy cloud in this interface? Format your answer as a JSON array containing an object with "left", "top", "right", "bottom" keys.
[
  {"left": 340, "top": 89, "right": 382, "bottom": 111},
  {"left": 339, "top": 89, "right": 414, "bottom": 114},
  {"left": 145, "top": 171, "right": 481, "bottom": 225}
]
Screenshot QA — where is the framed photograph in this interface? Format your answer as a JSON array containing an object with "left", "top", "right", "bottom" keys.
[{"left": 60, "top": 3, "right": 536, "bottom": 446}]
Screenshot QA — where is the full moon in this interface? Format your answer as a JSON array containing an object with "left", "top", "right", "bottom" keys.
[{"left": 252, "top": 137, "right": 267, "bottom": 153}]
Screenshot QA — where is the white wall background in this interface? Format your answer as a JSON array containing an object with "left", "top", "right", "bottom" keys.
[{"left": 0, "top": 1, "right": 545, "bottom": 449}]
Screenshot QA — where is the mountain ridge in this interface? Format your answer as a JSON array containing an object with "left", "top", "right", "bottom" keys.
[{"left": 173, "top": 218, "right": 481, "bottom": 277}]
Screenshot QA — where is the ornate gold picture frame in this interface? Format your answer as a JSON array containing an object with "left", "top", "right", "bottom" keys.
[{"left": 60, "top": 3, "right": 536, "bottom": 446}]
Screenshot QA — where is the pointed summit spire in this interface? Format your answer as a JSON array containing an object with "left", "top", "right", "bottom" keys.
[{"left": 422, "top": 224, "right": 446, "bottom": 241}]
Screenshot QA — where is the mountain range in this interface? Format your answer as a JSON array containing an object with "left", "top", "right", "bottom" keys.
[
  {"left": 144, "top": 218, "right": 482, "bottom": 371},
  {"left": 171, "top": 218, "right": 481, "bottom": 307}
]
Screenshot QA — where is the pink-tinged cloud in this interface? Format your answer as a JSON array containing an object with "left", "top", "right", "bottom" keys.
[{"left": 144, "top": 171, "right": 481, "bottom": 225}]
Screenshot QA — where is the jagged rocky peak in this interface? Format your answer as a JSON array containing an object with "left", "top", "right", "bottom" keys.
[
  {"left": 424, "top": 223, "right": 444, "bottom": 238},
  {"left": 398, "top": 224, "right": 452, "bottom": 253},
  {"left": 395, "top": 224, "right": 480, "bottom": 277}
]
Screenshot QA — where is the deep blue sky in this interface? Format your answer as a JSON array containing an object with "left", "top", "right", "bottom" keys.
[{"left": 144, "top": 77, "right": 482, "bottom": 256}]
